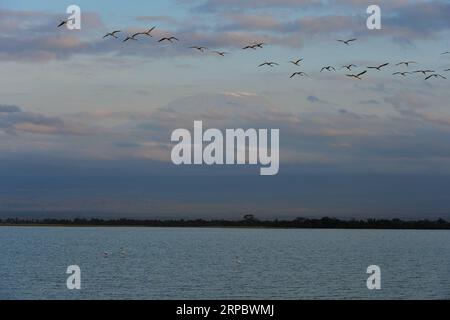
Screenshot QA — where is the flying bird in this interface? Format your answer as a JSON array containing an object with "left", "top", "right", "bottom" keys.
[
  {"left": 341, "top": 64, "right": 357, "bottom": 71},
  {"left": 367, "top": 63, "right": 389, "bottom": 71},
  {"left": 337, "top": 38, "right": 357, "bottom": 45},
  {"left": 130, "top": 27, "right": 156, "bottom": 39},
  {"left": 413, "top": 70, "right": 435, "bottom": 75},
  {"left": 393, "top": 72, "right": 412, "bottom": 76},
  {"left": 131, "top": 32, "right": 143, "bottom": 38},
  {"left": 441, "top": 52, "right": 450, "bottom": 55},
  {"left": 346, "top": 70, "right": 367, "bottom": 80},
  {"left": 57, "top": 20, "right": 68, "bottom": 27},
  {"left": 123, "top": 35, "right": 138, "bottom": 42},
  {"left": 258, "top": 61, "right": 279, "bottom": 67},
  {"left": 396, "top": 61, "right": 417, "bottom": 67},
  {"left": 212, "top": 51, "right": 230, "bottom": 56},
  {"left": 243, "top": 43, "right": 265, "bottom": 50},
  {"left": 190, "top": 46, "right": 208, "bottom": 52},
  {"left": 290, "top": 72, "right": 308, "bottom": 78},
  {"left": 321, "top": 66, "right": 336, "bottom": 72},
  {"left": 103, "top": 30, "right": 121, "bottom": 39},
  {"left": 142, "top": 27, "right": 156, "bottom": 36},
  {"left": 425, "top": 74, "right": 447, "bottom": 80},
  {"left": 158, "top": 36, "right": 179, "bottom": 43},
  {"left": 289, "top": 59, "right": 304, "bottom": 66}
]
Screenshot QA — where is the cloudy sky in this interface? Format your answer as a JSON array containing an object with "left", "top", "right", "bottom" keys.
[{"left": 1, "top": 0, "right": 450, "bottom": 219}]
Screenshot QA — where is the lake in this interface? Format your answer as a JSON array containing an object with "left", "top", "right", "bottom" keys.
[{"left": 0, "top": 227, "right": 449, "bottom": 299}]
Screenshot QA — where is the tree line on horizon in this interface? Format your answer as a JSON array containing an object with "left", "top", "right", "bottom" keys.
[{"left": 1, "top": 215, "right": 449, "bottom": 230}]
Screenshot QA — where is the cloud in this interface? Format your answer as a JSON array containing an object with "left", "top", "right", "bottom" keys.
[
  {"left": 135, "top": 15, "right": 183, "bottom": 26},
  {"left": 0, "top": 104, "right": 87, "bottom": 135},
  {"left": 307, "top": 95, "right": 334, "bottom": 105},
  {"left": 185, "top": 0, "right": 437, "bottom": 13},
  {"left": 0, "top": 104, "right": 21, "bottom": 113},
  {"left": 2, "top": 89, "right": 450, "bottom": 173},
  {"left": 383, "top": 1, "right": 450, "bottom": 39},
  {"left": 2, "top": 1, "right": 450, "bottom": 62},
  {"left": 218, "top": 14, "right": 285, "bottom": 32},
  {"left": 307, "top": 95, "right": 320, "bottom": 103},
  {"left": 359, "top": 99, "right": 380, "bottom": 105},
  {"left": 0, "top": 9, "right": 102, "bottom": 62},
  {"left": 110, "top": 92, "right": 450, "bottom": 169}
]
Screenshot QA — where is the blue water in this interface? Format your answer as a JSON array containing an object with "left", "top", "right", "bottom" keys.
[{"left": 0, "top": 227, "right": 449, "bottom": 299}]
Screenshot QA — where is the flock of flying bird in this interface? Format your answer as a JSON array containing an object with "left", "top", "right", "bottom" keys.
[{"left": 58, "top": 20, "right": 450, "bottom": 81}]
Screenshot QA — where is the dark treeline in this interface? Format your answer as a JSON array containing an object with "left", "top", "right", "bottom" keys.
[{"left": 1, "top": 215, "right": 450, "bottom": 230}]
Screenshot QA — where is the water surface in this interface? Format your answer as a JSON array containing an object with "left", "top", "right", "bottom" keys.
[{"left": 0, "top": 227, "right": 449, "bottom": 299}]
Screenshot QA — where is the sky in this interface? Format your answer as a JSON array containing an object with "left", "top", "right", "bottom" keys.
[{"left": 1, "top": 0, "right": 450, "bottom": 219}]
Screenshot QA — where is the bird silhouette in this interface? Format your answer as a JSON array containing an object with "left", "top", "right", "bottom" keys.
[
  {"left": 396, "top": 61, "right": 417, "bottom": 67},
  {"left": 131, "top": 32, "right": 143, "bottom": 38},
  {"left": 62, "top": 20, "right": 448, "bottom": 89},
  {"left": 142, "top": 26, "right": 156, "bottom": 37},
  {"left": 289, "top": 59, "right": 304, "bottom": 66},
  {"left": 103, "top": 30, "right": 121, "bottom": 39},
  {"left": 337, "top": 38, "right": 357, "bottom": 45},
  {"left": 212, "top": 51, "right": 230, "bottom": 56},
  {"left": 321, "top": 66, "right": 336, "bottom": 72},
  {"left": 259, "top": 62, "right": 279, "bottom": 67},
  {"left": 341, "top": 64, "right": 357, "bottom": 71},
  {"left": 158, "top": 36, "right": 179, "bottom": 43},
  {"left": 290, "top": 72, "right": 308, "bottom": 78},
  {"left": 367, "top": 63, "right": 389, "bottom": 71},
  {"left": 57, "top": 20, "right": 68, "bottom": 27},
  {"left": 123, "top": 35, "right": 138, "bottom": 42},
  {"left": 129, "top": 28, "right": 155, "bottom": 39},
  {"left": 425, "top": 74, "right": 447, "bottom": 80},
  {"left": 413, "top": 70, "right": 435, "bottom": 75},
  {"left": 190, "top": 46, "right": 208, "bottom": 52},
  {"left": 243, "top": 43, "right": 265, "bottom": 50},
  {"left": 346, "top": 70, "right": 367, "bottom": 80},
  {"left": 393, "top": 72, "right": 412, "bottom": 76}
]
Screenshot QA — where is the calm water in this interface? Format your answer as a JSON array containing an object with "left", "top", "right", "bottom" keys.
[{"left": 0, "top": 227, "right": 449, "bottom": 299}]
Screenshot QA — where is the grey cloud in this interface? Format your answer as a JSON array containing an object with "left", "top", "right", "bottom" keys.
[
  {"left": 307, "top": 95, "right": 334, "bottom": 105},
  {"left": 0, "top": 9, "right": 104, "bottom": 62},
  {"left": 383, "top": 91, "right": 450, "bottom": 129},
  {"left": 307, "top": 95, "right": 320, "bottom": 103},
  {"left": 135, "top": 15, "right": 184, "bottom": 25},
  {"left": 0, "top": 104, "right": 86, "bottom": 135},
  {"left": 383, "top": 1, "right": 450, "bottom": 38},
  {"left": 0, "top": 104, "right": 21, "bottom": 113},
  {"left": 117, "top": 92, "right": 450, "bottom": 169},
  {"left": 2, "top": 1, "right": 450, "bottom": 62},
  {"left": 3, "top": 91, "right": 450, "bottom": 172},
  {"left": 359, "top": 100, "right": 380, "bottom": 105},
  {"left": 185, "top": 0, "right": 412, "bottom": 12}
]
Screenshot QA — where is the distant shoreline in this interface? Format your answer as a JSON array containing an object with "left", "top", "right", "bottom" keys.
[{"left": 1, "top": 217, "right": 449, "bottom": 230}]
